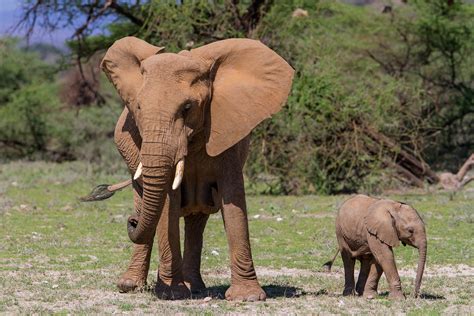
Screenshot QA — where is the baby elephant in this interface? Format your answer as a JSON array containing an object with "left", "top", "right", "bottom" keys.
[{"left": 327, "top": 195, "right": 427, "bottom": 299}]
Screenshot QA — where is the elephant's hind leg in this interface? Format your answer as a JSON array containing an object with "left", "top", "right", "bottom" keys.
[
  {"left": 356, "top": 257, "right": 372, "bottom": 296},
  {"left": 183, "top": 212, "right": 209, "bottom": 293},
  {"left": 341, "top": 250, "right": 356, "bottom": 296}
]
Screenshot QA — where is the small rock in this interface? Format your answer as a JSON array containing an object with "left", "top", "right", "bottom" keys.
[
  {"left": 276, "top": 217, "right": 283, "bottom": 222},
  {"left": 88, "top": 255, "right": 98, "bottom": 261},
  {"left": 253, "top": 214, "right": 261, "bottom": 219},
  {"left": 203, "top": 296, "right": 212, "bottom": 302},
  {"left": 52, "top": 284, "right": 59, "bottom": 289},
  {"left": 292, "top": 8, "right": 308, "bottom": 18},
  {"left": 61, "top": 205, "right": 73, "bottom": 211},
  {"left": 186, "top": 41, "right": 195, "bottom": 48},
  {"left": 20, "top": 204, "right": 28, "bottom": 209},
  {"left": 11, "top": 182, "right": 18, "bottom": 187},
  {"left": 211, "top": 250, "right": 219, "bottom": 256}
]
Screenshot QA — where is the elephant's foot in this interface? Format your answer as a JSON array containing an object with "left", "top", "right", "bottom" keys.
[
  {"left": 363, "top": 289, "right": 378, "bottom": 300},
  {"left": 225, "top": 281, "right": 266, "bottom": 302},
  {"left": 155, "top": 279, "right": 191, "bottom": 300},
  {"left": 342, "top": 287, "right": 355, "bottom": 296},
  {"left": 117, "top": 273, "right": 147, "bottom": 293},
  {"left": 184, "top": 273, "right": 206, "bottom": 293},
  {"left": 388, "top": 291, "right": 405, "bottom": 300}
]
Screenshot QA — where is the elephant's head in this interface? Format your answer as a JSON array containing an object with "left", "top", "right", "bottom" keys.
[
  {"left": 101, "top": 37, "right": 294, "bottom": 244},
  {"left": 365, "top": 200, "right": 427, "bottom": 298}
]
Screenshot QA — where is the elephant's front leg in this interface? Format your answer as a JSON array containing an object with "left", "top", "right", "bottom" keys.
[
  {"left": 363, "top": 258, "right": 383, "bottom": 299},
  {"left": 355, "top": 257, "right": 372, "bottom": 296},
  {"left": 118, "top": 243, "right": 152, "bottom": 292},
  {"left": 154, "top": 190, "right": 190, "bottom": 300},
  {"left": 368, "top": 235, "right": 405, "bottom": 299},
  {"left": 183, "top": 213, "right": 209, "bottom": 293},
  {"left": 218, "top": 168, "right": 265, "bottom": 301},
  {"left": 115, "top": 109, "right": 152, "bottom": 292},
  {"left": 118, "top": 186, "right": 154, "bottom": 292}
]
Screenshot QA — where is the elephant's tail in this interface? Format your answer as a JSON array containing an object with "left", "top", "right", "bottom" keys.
[
  {"left": 79, "top": 179, "right": 132, "bottom": 202},
  {"left": 323, "top": 249, "right": 340, "bottom": 273}
]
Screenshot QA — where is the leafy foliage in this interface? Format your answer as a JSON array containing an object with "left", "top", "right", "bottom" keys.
[
  {"left": 0, "top": 39, "right": 120, "bottom": 165},
  {"left": 2, "top": 0, "right": 473, "bottom": 193},
  {"left": 247, "top": 0, "right": 473, "bottom": 194}
]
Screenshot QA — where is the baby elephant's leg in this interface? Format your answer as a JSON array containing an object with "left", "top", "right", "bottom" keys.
[
  {"left": 368, "top": 235, "right": 404, "bottom": 299},
  {"left": 356, "top": 257, "right": 372, "bottom": 296},
  {"left": 341, "top": 250, "right": 356, "bottom": 296},
  {"left": 363, "top": 258, "right": 383, "bottom": 299}
]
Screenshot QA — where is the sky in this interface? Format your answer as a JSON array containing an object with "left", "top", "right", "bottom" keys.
[{"left": 0, "top": 0, "right": 76, "bottom": 45}]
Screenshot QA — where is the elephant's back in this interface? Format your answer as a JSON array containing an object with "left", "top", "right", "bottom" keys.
[{"left": 336, "top": 195, "right": 378, "bottom": 252}]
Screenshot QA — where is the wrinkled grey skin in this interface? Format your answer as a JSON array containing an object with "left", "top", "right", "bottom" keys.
[{"left": 331, "top": 195, "right": 427, "bottom": 300}]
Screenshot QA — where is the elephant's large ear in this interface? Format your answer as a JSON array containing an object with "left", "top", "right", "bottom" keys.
[
  {"left": 365, "top": 200, "right": 400, "bottom": 247},
  {"left": 190, "top": 39, "right": 294, "bottom": 157},
  {"left": 101, "top": 37, "right": 164, "bottom": 109}
]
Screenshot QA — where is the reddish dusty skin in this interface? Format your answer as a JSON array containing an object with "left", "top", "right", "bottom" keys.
[
  {"left": 332, "top": 195, "right": 427, "bottom": 299},
  {"left": 96, "top": 37, "right": 294, "bottom": 301}
]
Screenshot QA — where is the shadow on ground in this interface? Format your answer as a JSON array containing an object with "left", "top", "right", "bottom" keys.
[
  {"left": 419, "top": 293, "right": 446, "bottom": 300},
  {"left": 143, "top": 282, "right": 308, "bottom": 300},
  {"left": 195, "top": 284, "right": 308, "bottom": 299},
  {"left": 378, "top": 291, "right": 445, "bottom": 300}
]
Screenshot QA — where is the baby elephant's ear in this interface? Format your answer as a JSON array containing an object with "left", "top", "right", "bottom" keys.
[{"left": 365, "top": 201, "right": 400, "bottom": 247}]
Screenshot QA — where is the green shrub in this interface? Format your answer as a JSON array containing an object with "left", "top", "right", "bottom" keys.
[{"left": 0, "top": 39, "right": 123, "bottom": 170}]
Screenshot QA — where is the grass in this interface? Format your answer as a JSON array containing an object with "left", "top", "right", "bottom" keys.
[{"left": 0, "top": 161, "right": 473, "bottom": 314}]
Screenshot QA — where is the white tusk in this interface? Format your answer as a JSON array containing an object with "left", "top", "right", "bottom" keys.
[
  {"left": 172, "top": 160, "right": 184, "bottom": 190},
  {"left": 133, "top": 162, "right": 142, "bottom": 180}
]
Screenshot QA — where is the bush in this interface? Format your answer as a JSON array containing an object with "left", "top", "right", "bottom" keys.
[
  {"left": 245, "top": 0, "right": 473, "bottom": 194},
  {"left": 0, "top": 39, "right": 123, "bottom": 170},
  {"left": 4, "top": 0, "right": 474, "bottom": 193}
]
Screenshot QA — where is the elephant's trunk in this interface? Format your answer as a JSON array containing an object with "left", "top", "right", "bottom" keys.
[
  {"left": 414, "top": 237, "right": 427, "bottom": 298},
  {"left": 127, "top": 127, "right": 177, "bottom": 244}
]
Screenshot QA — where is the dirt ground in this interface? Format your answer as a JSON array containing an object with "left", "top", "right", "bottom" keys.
[{"left": 0, "top": 161, "right": 473, "bottom": 314}]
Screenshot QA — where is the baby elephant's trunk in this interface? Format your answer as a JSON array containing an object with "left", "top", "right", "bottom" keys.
[{"left": 414, "top": 238, "right": 427, "bottom": 298}]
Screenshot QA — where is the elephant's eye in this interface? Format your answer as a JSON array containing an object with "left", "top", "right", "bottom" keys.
[{"left": 182, "top": 101, "right": 195, "bottom": 113}]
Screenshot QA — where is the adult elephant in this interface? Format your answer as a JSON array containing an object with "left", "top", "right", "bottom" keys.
[{"left": 87, "top": 37, "right": 294, "bottom": 301}]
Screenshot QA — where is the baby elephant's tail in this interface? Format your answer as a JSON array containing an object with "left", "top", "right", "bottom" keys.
[{"left": 323, "top": 249, "right": 340, "bottom": 272}]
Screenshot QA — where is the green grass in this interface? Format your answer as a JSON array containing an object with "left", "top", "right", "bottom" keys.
[{"left": 0, "top": 161, "right": 473, "bottom": 314}]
